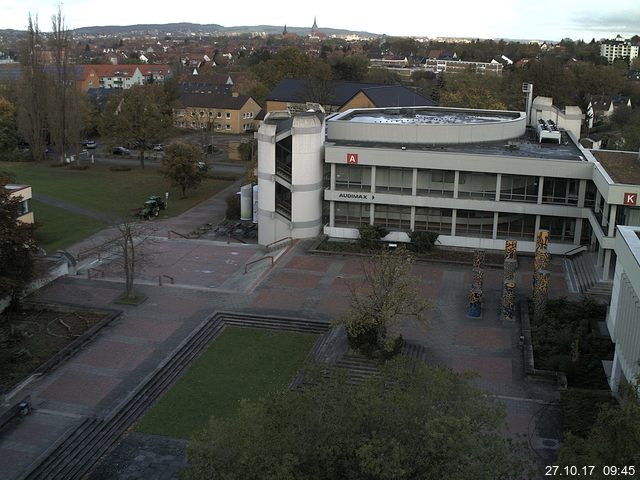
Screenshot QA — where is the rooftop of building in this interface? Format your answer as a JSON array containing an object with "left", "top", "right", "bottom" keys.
[
  {"left": 328, "top": 127, "right": 586, "bottom": 162},
  {"left": 340, "top": 107, "right": 519, "bottom": 125},
  {"left": 591, "top": 150, "right": 640, "bottom": 185}
]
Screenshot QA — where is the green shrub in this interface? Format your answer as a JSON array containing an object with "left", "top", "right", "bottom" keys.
[
  {"left": 225, "top": 192, "right": 240, "bottom": 220},
  {"left": 409, "top": 230, "right": 439, "bottom": 253},
  {"left": 358, "top": 224, "right": 388, "bottom": 250}
]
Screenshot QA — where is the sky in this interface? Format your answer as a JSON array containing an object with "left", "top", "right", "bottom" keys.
[{"left": 2, "top": 0, "right": 639, "bottom": 41}]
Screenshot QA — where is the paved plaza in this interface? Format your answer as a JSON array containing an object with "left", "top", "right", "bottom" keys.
[{"left": 0, "top": 188, "right": 573, "bottom": 479}]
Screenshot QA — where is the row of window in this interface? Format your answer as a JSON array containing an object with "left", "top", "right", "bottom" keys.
[
  {"left": 187, "top": 111, "right": 255, "bottom": 119},
  {"left": 334, "top": 165, "right": 587, "bottom": 206},
  {"left": 333, "top": 202, "right": 577, "bottom": 243}
]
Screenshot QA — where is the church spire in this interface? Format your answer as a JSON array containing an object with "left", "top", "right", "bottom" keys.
[
  {"left": 283, "top": 24, "right": 287, "bottom": 35},
  {"left": 312, "top": 16, "right": 318, "bottom": 30}
]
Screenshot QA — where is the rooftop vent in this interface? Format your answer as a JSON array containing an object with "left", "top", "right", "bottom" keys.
[{"left": 536, "top": 119, "right": 561, "bottom": 144}]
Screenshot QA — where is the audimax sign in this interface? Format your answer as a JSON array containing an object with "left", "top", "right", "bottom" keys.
[{"left": 337, "top": 192, "right": 371, "bottom": 200}]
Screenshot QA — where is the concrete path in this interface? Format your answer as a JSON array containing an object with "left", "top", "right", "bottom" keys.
[{"left": 0, "top": 188, "right": 571, "bottom": 480}]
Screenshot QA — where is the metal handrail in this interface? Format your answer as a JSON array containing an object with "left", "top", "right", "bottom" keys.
[
  {"left": 564, "top": 245, "right": 587, "bottom": 257},
  {"left": 77, "top": 237, "right": 118, "bottom": 261},
  {"left": 264, "top": 236, "right": 292, "bottom": 252},
  {"left": 159, "top": 274, "right": 174, "bottom": 286},
  {"left": 168, "top": 230, "right": 188, "bottom": 239},
  {"left": 244, "top": 256, "right": 274, "bottom": 274}
]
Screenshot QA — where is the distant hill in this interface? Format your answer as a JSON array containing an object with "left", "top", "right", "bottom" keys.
[{"left": 62, "top": 22, "right": 378, "bottom": 38}]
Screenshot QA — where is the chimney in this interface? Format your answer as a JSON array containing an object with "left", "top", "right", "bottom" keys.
[{"left": 232, "top": 91, "right": 239, "bottom": 98}]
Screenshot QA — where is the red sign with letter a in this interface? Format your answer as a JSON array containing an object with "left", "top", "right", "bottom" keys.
[
  {"left": 623, "top": 192, "right": 638, "bottom": 206},
  {"left": 346, "top": 153, "right": 358, "bottom": 165}
]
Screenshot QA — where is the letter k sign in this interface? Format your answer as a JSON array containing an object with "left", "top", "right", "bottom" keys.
[
  {"left": 346, "top": 153, "right": 358, "bottom": 165},
  {"left": 624, "top": 192, "right": 638, "bottom": 205}
]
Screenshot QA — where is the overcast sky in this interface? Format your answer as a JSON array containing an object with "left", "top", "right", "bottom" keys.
[{"left": 2, "top": 0, "right": 639, "bottom": 41}]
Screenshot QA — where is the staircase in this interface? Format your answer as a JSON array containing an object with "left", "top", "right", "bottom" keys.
[{"left": 564, "top": 252, "right": 612, "bottom": 298}]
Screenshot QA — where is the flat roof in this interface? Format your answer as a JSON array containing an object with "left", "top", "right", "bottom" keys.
[
  {"left": 342, "top": 108, "right": 520, "bottom": 125},
  {"left": 591, "top": 150, "right": 640, "bottom": 185},
  {"left": 329, "top": 128, "right": 586, "bottom": 162}
]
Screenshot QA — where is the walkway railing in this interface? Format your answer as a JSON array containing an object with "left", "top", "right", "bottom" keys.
[
  {"left": 563, "top": 244, "right": 587, "bottom": 257},
  {"left": 244, "top": 256, "right": 274, "bottom": 274},
  {"left": 264, "top": 236, "right": 292, "bottom": 253},
  {"left": 168, "top": 230, "right": 188, "bottom": 239}
]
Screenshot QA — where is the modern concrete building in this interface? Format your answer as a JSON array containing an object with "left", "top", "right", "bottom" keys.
[
  {"left": 256, "top": 103, "right": 640, "bottom": 284},
  {"left": 256, "top": 111, "right": 325, "bottom": 245},
  {"left": 607, "top": 225, "right": 640, "bottom": 391}
]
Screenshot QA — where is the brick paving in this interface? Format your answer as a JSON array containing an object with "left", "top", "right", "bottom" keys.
[{"left": 0, "top": 187, "right": 570, "bottom": 479}]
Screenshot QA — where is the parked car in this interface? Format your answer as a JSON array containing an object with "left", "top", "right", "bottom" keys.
[
  {"left": 113, "top": 146, "right": 131, "bottom": 155},
  {"left": 152, "top": 144, "right": 164, "bottom": 151},
  {"left": 82, "top": 140, "right": 97, "bottom": 149}
]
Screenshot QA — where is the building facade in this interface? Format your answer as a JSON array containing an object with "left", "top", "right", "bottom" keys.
[
  {"left": 257, "top": 105, "right": 640, "bottom": 285},
  {"left": 600, "top": 38, "right": 639, "bottom": 64},
  {"left": 4, "top": 184, "right": 34, "bottom": 224},
  {"left": 606, "top": 225, "right": 640, "bottom": 391},
  {"left": 174, "top": 93, "right": 261, "bottom": 133}
]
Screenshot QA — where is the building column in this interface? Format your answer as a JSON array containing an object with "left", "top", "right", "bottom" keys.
[
  {"left": 602, "top": 201, "right": 610, "bottom": 228},
  {"left": 492, "top": 212, "right": 499, "bottom": 239},
  {"left": 602, "top": 249, "right": 612, "bottom": 281},
  {"left": 578, "top": 179, "right": 587, "bottom": 208},
  {"left": 410, "top": 206, "right": 416, "bottom": 231},
  {"left": 370, "top": 166, "right": 376, "bottom": 194},
  {"left": 453, "top": 171, "right": 460, "bottom": 199},
  {"left": 574, "top": 219, "right": 583, "bottom": 245},
  {"left": 594, "top": 189, "right": 601, "bottom": 213},
  {"left": 537, "top": 176, "right": 544, "bottom": 205},
  {"left": 330, "top": 163, "right": 336, "bottom": 190},
  {"left": 412, "top": 168, "right": 418, "bottom": 196},
  {"left": 608, "top": 204, "right": 617, "bottom": 237},
  {"left": 370, "top": 203, "right": 375, "bottom": 225},
  {"left": 597, "top": 244, "right": 604, "bottom": 267},
  {"left": 609, "top": 350, "right": 622, "bottom": 393},
  {"left": 451, "top": 209, "right": 457, "bottom": 237},
  {"left": 534, "top": 215, "right": 541, "bottom": 237},
  {"left": 495, "top": 173, "right": 501, "bottom": 201},
  {"left": 329, "top": 201, "right": 335, "bottom": 227}
]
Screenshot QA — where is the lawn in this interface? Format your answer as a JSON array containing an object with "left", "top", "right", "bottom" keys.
[
  {"left": 136, "top": 327, "right": 317, "bottom": 439},
  {"left": 31, "top": 200, "right": 106, "bottom": 253},
  {"left": 1, "top": 161, "right": 235, "bottom": 218}
]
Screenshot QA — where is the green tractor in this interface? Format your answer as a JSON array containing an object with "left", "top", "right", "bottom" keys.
[{"left": 132, "top": 195, "right": 166, "bottom": 220}]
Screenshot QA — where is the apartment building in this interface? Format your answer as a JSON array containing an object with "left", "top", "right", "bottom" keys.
[
  {"left": 174, "top": 92, "right": 261, "bottom": 133},
  {"left": 600, "top": 37, "right": 639, "bottom": 64}
]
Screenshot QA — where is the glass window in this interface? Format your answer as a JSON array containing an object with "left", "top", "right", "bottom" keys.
[
  {"left": 226, "top": 112, "right": 231, "bottom": 119},
  {"left": 455, "top": 209, "right": 494, "bottom": 238},
  {"left": 542, "top": 178, "right": 578, "bottom": 205},
  {"left": 335, "top": 165, "right": 371, "bottom": 191},
  {"left": 375, "top": 167, "right": 412, "bottom": 194},
  {"left": 217, "top": 112, "right": 222, "bottom": 118},
  {"left": 414, "top": 207, "right": 452, "bottom": 234},
  {"left": 373, "top": 204, "right": 411, "bottom": 230},
  {"left": 539, "top": 216, "right": 575, "bottom": 243},
  {"left": 500, "top": 175, "right": 538, "bottom": 203},
  {"left": 416, "top": 169, "right": 454, "bottom": 197},
  {"left": 457, "top": 171, "right": 497, "bottom": 199},
  {"left": 496, "top": 213, "right": 536, "bottom": 240},
  {"left": 226, "top": 124, "right": 231, "bottom": 130},
  {"left": 334, "top": 202, "right": 370, "bottom": 228}
]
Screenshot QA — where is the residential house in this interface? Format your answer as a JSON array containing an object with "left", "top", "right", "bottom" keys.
[
  {"left": 265, "top": 78, "right": 435, "bottom": 114},
  {"left": 600, "top": 36, "right": 639, "bottom": 64},
  {"left": 174, "top": 92, "right": 261, "bottom": 133},
  {"left": 587, "top": 94, "right": 632, "bottom": 124}
]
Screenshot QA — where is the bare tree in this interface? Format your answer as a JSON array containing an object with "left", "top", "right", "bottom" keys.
[
  {"left": 336, "top": 248, "right": 430, "bottom": 358},
  {"left": 16, "top": 14, "right": 48, "bottom": 161},
  {"left": 106, "top": 221, "right": 156, "bottom": 301},
  {"left": 48, "top": 6, "right": 84, "bottom": 163}
]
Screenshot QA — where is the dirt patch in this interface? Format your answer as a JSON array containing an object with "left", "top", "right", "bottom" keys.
[{"left": 0, "top": 307, "right": 109, "bottom": 392}]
